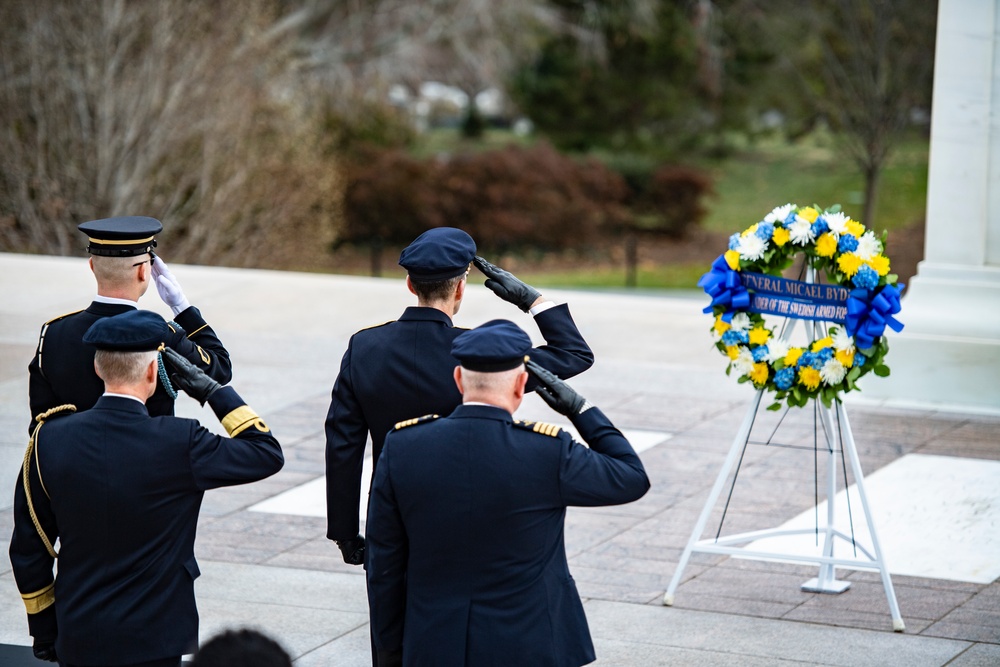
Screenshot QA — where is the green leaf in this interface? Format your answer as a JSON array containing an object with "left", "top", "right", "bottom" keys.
[
  {"left": 886, "top": 273, "right": 898, "bottom": 286},
  {"left": 847, "top": 366, "right": 862, "bottom": 382},
  {"left": 820, "top": 391, "right": 833, "bottom": 408},
  {"left": 737, "top": 375, "right": 749, "bottom": 384},
  {"left": 874, "top": 364, "right": 890, "bottom": 377},
  {"left": 767, "top": 402, "right": 782, "bottom": 411}
]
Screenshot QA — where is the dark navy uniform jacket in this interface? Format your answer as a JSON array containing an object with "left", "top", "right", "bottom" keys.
[
  {"left": 324, "top": 304, "right": 594, "bottom": 541},
  {"left": 9, "top": 387, "right": 282, "bottom": 666},
  {"left": 27, "top": 301, "right": 232, "bottom": 433},
  {"left": 367, "top": 404, "right": 650, "bottom": 667}
]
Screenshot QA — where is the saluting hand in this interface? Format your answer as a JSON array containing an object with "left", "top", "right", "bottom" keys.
[
  {"left": 151, "top": 256, "right": 191, "bottom": 315},
  {"left": 526, "top": 359, "right": 589, "bottom": 416},
  {"left": 473, "top": 256, "right": 542, "bottom": 313},
  {"left": 162, "top": 347, "right": 221, "bottom": 405}
]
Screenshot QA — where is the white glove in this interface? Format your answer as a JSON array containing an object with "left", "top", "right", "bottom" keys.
[{"left": 151, "top": 256, "right": 191, "bottom": 315}]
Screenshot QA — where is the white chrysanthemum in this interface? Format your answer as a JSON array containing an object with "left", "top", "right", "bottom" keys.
[
  {"left": 729, "top": 312, "right": 751, "bottom": 331},
  {"left": 738, "top": 234, "right": 767, "bottom": 261},
  {"left": 764, "top": 203, "right": 795, "bottom": 224},
  {"left": 820, "top": 358, "right": 847, "bottom": 385},
  {"left": 855, "top": 231, "right": 883, "bottom": 260},
  {"left": 732, "top": 349, "right": 755, "bottom": 377},
  {"left": 766, "top": 339, "right": 791, "bottom": 363},
  {"left": 824, "top": 212, "right": 849, "bottom": 235},
  {"left": 832, "top": 327, "right": 855, "bottom": 353},
  {"left": 788, "top": 217, "right": 815, "bottom": 245}
]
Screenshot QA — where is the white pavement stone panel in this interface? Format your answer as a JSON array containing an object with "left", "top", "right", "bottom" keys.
[{"left": 744, "top": 454, "right": 1000, "bottom": 583}]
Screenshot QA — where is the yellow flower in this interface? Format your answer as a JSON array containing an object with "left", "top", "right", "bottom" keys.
[
  {"left": 772, "top": 227, "right": 790, "bottom": 246},
  {"left": 811, "top": 336, "right": 833, "bottom": 352},
  {"left": 749, "top": 362, "right": 769, "bottom": 386},
  {"left": 713, "top": 315, "right": 731, "bottom": 335},
  {"left": 748, "top": 326, "right": 771, "bottom": 346},
  {"left": 725, "top": 345, "right": 741, "bottom": 360},
  {"left": 837, "top": 252, "right": 863, "bottom": 277},
  {"left": 799, "top": 207, "right": 819, "bottom": 223},
  {"left": 741, "top": 223, "right": 759, "bottom": 237},
  {"left": 785, "top": 347, "right": 804, "bottom": 366},
  {"left": 798, "top": 367, "right": 821, "bottom": 390},
  {"left": 835, "top": 349, "right": 855, "bottom": 367},
  {"left": 845, "top": 220, "right": 866, "bottom": 237},
  {"left": 867, "top": 254, "right": 890, "bottom": 276},
  {"left": 724, "top": 249, "right": 740, "bottom": 270},
  {"left": 815, "top": 232, "right": 837, "bottom": 258}
]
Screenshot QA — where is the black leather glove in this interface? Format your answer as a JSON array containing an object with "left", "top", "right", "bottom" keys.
[
  {"left": 161, "top": 347, "right": 221, "bottom": 405},
  {"left": 526, "top": 359, "right": 588, "bottom": 416},
  {"left": 473, "top": 256, "right": 541, "bottom": 313},
  {"left": 336, "top": 534, "right": 365, "bottom": 565},
  {"left": 32, "top": 638, "right": 57, "bottom": 662}
]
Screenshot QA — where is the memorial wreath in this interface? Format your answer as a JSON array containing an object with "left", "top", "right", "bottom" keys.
[{"left": 698, "top": 203, "right": 904, "bottom": 410}]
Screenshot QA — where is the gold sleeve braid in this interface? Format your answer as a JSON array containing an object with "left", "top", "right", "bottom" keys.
[
  {"left": 221, "top": 405, "right": 269, "bottom": 436},
  {"left": 21, "top": 405, "right": 76, "bottom": 560},
  {"left": 21, "top": 582, "right": 55, "bottom": 614}
]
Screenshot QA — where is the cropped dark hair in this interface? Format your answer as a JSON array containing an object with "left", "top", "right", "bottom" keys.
[
  {"left": 411, "top": 272, "right": 465, "bottom": 303},
  {"left": 190, "top": 628, "right": 292, "bottom": 667}
]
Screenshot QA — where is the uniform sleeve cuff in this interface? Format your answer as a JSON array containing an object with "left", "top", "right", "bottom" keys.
[{"left": 529, "top": 300, "right": 557, "bottom": 316}]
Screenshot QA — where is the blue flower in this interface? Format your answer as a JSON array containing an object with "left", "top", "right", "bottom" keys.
[
  {"left": 797, "top": 351, "right": 814, "bottom": 367},
  {"left": 817, "top": 347, "right": 834, "bottom": 362},
  {"left": 722, "top": 329, "right": 749, "bottom": 346},
  {"left": 775, "top": 367, "right": 795, "bottom": 391},
  {"left": 752, "top": 345, "right": 769, "bottom": 362},
  {"left": 783, "top": 211, "right": 797, "bottom": 225},
  {"left": 755, "top": 223, "right": 774, "bottom": 241},
  {"left": 838, "top": 234, "right": 859, "bottom": 253},
  {"left": 728, "top": 233, "right": 741, "bottom": 250},
  {"left": 853, "top": 264, "right": 879, "bottom": 290},
  {"left": 810, "top": 355, "right": 825, "bottom": 370},
  {"left": 811, "top": 218, "right": 829, "bottom": 236},
  {"left": 855, "top": 352, "right": 867, "bottom": 366}
]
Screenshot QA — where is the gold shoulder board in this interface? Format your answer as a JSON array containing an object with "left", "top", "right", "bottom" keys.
[
  {"left": 514, "top": 420, "right": 563, "bottom": 438},
  {"left": 360, "top": 320, "right": 396, "bottom": 332},
  {"left": 43, "top": 309, "right": 83, "bottom": 326},
  {"left": 394, "top": 414, "right": 440, "bottom": 430}
]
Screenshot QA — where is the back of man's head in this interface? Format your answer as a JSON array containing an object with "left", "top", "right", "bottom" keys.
[
  {"left": 91, "top": 254, "right": 144, "bottom": 293},
  {"left": 94, "top": 349, "right": 157, "bottom": 386},
  {"left": 190, "top": 628, "right": 292, "bottom": 667}
]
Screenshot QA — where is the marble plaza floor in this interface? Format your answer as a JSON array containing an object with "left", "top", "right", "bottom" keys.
[{"left": 0, "top": 252, "right": 997, "bottom": 666}]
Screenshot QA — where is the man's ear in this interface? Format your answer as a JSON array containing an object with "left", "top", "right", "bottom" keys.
[
  {"left": 454, "top": 277, "right": 466, "bottom": 301},
  {"left": 405, "top": 275, "right": 417, "bottom": 296},
  {"left": 146, "top": 357, "right": 158, "bottom": 384},
  {"left": 513, "top": 369, "right": 528, "bottom": 401},
  {"left": 453, "top": 366, "right": 464, "bottom": 395}
]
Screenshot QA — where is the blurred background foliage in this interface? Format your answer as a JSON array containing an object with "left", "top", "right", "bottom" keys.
[{"left": 0, "top": 0, "right": 937, "bottom": 287}]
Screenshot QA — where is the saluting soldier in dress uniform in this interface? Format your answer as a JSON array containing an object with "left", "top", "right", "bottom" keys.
[
  {"left": 366, "top": 320, "right": 650, "bottom": 667},
  {"left": 325, "top": 227, "right": 595, "bottom": 565},
  {"left": 9, "top": 310, "right": 283, "bottom": 667},
  {"left": 27, "top": 216, "right": 232, "bottom": 433}
]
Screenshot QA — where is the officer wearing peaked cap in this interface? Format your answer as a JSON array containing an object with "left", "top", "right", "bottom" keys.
[
  {"left": 10, "top": 309, "right": 283, "bottom": 667},
  {"left": 325, "top": 227, "right": 595, "bottom": 570},
  {"left": 366, "top": 320, "right": 649, "bottom": 667},
  {"left": 27, "top": 216, "right": 233, "bottom": 433}
]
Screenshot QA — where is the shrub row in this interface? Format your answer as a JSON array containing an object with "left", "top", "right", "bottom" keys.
[{"left": 339, "top": 142, "right": 711, "bottom": 261}]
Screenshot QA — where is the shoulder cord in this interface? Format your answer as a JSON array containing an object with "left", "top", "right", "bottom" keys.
[
  {"left": 157, "top": 350, "right": 178, "bottom": 399},
  {"left": 22, "top": 405, "right": 76, "bottom": 559}
]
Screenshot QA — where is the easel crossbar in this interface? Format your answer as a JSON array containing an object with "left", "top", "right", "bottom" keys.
[{"left": 694, "top": 527, "right": 877, "bottom": 562}]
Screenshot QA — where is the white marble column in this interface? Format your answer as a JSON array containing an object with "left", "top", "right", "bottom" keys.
[{"left": 857, "top": 0, "right": 1000, "bottom": 413}]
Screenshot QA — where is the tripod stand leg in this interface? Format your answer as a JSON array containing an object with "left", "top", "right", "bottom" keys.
[{"left": 664, "top": 389, "right": 763, "bottom": 606}]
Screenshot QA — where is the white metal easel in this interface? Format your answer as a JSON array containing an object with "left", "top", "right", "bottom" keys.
[{"left": 663, "top": 268, "right": 905, "bottom": 632}]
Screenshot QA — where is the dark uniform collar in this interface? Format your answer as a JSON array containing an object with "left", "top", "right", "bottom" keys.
[
  {"left": 94, "top": 394, "right": 149, "bottom": 415},
  {"left": 399, "top": 306, "right": 454, "bottom": 326},
  {"left": 450, "top": 403, "right": 513, "bottom": 422},
  {"left": 86, "top": 301, "right": 137, "bottom": 317}
]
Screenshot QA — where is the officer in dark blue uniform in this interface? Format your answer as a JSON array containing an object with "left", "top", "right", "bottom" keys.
[
  {"left": 10, "top": 310, "right": 283, "bottom": 667},
  {"left": 27, "top": 216, "right": 232, "bottom": 433},
  {"left": 366, "top": 321, "right": 649, "bottom": 667},
  {"left": 325, "top": 227, "right": 595, "bottom": 564}
]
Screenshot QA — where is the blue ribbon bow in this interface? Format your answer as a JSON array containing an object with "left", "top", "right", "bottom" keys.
[
  {"left": 698, "top": 254, "right": 750, "bottom": 322},
  {"left": 845, "top": 283, "right": 905, "bottom": 349}
]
